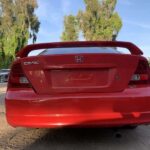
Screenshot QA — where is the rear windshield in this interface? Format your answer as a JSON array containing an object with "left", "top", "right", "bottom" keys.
[{"left": 39, "top": 47, "right": 120, "bottom": 55}]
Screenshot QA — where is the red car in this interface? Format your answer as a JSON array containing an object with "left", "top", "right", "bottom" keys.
[{"left": 5, "top": 41, "right": 150, "bottom": 128}]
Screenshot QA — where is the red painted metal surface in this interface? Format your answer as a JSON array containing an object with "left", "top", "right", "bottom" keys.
[
  {"left": 5, "top": 41, "right": 150, "bottom": 128},
  {"left": 5, "top": 87, "right": 150, "bottom": 128},
  {"left": 20, "top": 54, "right": 139, "bottom": 94}
]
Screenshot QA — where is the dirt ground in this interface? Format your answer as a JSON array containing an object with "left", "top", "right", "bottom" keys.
[{"left": 1, "top": 84, "right": 150, "bottom": 150}]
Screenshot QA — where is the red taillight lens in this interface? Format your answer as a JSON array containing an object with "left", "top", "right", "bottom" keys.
[
  {"left": 129, "top": 60, "right": 150, "bottom": 85},
  {"left": 8, "top": 63, "right": 31, "bottom": 88}
]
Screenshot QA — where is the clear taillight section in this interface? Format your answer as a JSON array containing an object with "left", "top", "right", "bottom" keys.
[
  {"left": 129, "top": 59, "right": 150, "bottom": 86},
  {"left": 8, "top": 63, "right": 31, "bottom": 88},
  {"left": 131, "top": 74, "right": 149, "bottom": 81}
]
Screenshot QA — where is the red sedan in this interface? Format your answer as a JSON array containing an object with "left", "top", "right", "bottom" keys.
[{"left": 5, "top": 41, "right": 150, "bottom": 128}]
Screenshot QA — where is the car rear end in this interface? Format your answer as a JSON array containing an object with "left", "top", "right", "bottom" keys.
[{"left": 5, "top": 41, "right": 150, "bottom": 128}]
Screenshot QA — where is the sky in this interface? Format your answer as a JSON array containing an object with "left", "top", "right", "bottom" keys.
[{"left": 32, "top": 0, "right": 150, "bottom": 57}]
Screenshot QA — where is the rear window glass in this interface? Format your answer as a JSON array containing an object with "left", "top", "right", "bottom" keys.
[{"left": 38, "top": 47, "right": 121, "bottom": 55}]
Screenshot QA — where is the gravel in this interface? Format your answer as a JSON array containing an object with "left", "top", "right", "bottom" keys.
[{"left": 1, "top": 83, "right": 150, "bottom": 150}]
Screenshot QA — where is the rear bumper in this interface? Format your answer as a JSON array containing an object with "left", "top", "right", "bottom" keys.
[{"left": 5, "top": 87, "right": 150, "bottom": 128}]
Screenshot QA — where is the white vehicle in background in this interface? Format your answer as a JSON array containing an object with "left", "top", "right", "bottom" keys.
[{"left": 0, "top": 69, "right": 10, "bottom": 83}]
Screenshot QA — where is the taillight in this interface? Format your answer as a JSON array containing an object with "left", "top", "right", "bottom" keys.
[
  {"left": 129, "top": 59, "right": 150, "bottom": 86},
  {"left": 8, "top": 63, "right": 31, "bottom": 88}
]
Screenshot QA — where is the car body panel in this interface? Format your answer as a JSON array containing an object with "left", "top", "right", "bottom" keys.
[
  {"left": 20, "top": 54, "right": 139, "bottom": 94},
  {"left": 5, "top": 87, "right": 150, "bottom": 128}
]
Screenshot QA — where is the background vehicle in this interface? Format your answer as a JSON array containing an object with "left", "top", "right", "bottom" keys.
[
  {"left": 0, "top": 69, "right": 10, "bottom": 83},
  {"left": 5, "top": 41, "right": 150, "bottom": 128}
]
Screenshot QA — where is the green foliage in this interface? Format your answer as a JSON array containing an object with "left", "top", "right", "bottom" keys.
[
  {"left": 61, "top": 15, "right": 79, "bottom": 41},
  {"left": 61, "top": 0, "right": 122, "bottom": 41},
  {"left": 0, "top": 53, "right": 13, "bottom": 69},
  {"left": 0, "top": 0, "right": 40, "bottom": 68}
]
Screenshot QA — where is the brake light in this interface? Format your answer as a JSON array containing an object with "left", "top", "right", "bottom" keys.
[
  {"left": 8, "top": 63, "right": 31, "bottom": 88},
  {"left": 129, "top": 60, "right": 150, "bottom": 85}
]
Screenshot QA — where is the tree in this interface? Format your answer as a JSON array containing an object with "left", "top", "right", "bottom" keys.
[
  {"left": 61, "top": 0, "right": 122, "bottom": 41},
  {"left": 0, "top": 0, "right": 40, "bottom": 68},
  {"left": 61, "top": 15, "right": 79, "bottom": 41}
]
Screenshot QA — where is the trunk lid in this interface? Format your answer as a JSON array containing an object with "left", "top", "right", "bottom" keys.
[{"left": 21, "top": 54, "right": 139, "bottom": 94}]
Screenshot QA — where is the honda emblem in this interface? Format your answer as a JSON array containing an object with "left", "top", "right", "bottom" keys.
[{"left": 75, "top": 56, "right": 84, "bottom": 63}]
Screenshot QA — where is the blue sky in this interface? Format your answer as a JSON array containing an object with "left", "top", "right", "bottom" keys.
[{"left": 33, "top": 0, "right": 150, "bottom": 57}]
